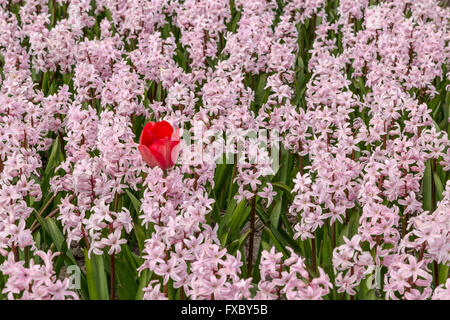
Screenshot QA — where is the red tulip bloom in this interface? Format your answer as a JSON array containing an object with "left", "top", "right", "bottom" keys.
[{"left": 138, "top": 120, "right": 180, "bottom": 170}]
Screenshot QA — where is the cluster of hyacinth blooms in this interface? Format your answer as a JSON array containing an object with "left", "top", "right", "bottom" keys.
[{"left": 0, "top": 0, "right": 449, "bottom": 300}]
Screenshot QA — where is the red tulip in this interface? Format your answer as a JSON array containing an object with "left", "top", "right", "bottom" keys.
[{"left": 138, "top": 120, "right": 180, "bottom": 170}]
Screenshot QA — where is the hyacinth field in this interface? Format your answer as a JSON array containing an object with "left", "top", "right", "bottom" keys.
[{"left": 0, "top": 0, "right": 449, "bottom": 302}]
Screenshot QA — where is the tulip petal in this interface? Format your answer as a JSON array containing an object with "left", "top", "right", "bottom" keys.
[
  {"left": 170, "top": 140, "right": 181, "bottom": 166},
  {"left": 149, "top": 138, "right": 180, "bottom": 170},
  {"left": 140, "top": 121, "right": 155, "bottom": 147},
  {"left": 152, "top": 121, "right": 174, "bottom": 140},
  {"left": 138, "top": 144, "right": 160, "bottom": 168}
]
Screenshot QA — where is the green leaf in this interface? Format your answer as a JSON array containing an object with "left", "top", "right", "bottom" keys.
[
  {"left": 85, "top": 249, "right": 98, "bottom": 300},
  {"left": 230, "top": 206, "right": 251, "bottom": 240},
  {"left": 133, "top": 223, "right": 146, "bottom": 254},
  {"left": 439, "top": 264, "right": 449, "bottom": 285},
  {"left": 125, "top": 189, "right": 142, "bottom": 214},
  {"left": 348, "top": 209, "right": 361, "bottom": 238},
  {"left": 85, "top": 252, "right": 109, "bottom": 300},
  {"left": 42, "top": 72, "right": 50, "bottom": 94},
  {"left": 359, "top": 276, "right": 377, "bottom": 300},
  {"left": 228, "top": 230, "right": 251, "bottom": 254},
  {"left": 264, "top": 227, "right": 288, "bottom": 255},
  {"left": 229, "top": 11, "right": 241, "bottom": 32},
  {"left": 116, "top": 251, "right": 139, "bottom": 300},
  {"left": 44, "top": 137, "right": 59, "bottom": 175},
  {"left": 156, "top": 82, "right": 163, "bottom": 101},
  {"left": 45, "top": 217, "right": 77, "bottom": 265},
  {"left": 255, "top": 73, "right": 268, "bottom": 105},
  {"left": 336, "top": 222, "right": 350, "bottom": 247},
  {"left": 423, "top": 161, "right": 432, "bottom": 212},
  {"left": 33, "top": 208, "right": 48, "bottom": 234},
  {"left": 121, "top": 245, "right": 138, "bottom": 275},
  {"left": 228, "top": 199, "right": 246, "bottom": 230},
  {"left": 213, "top": 163, "right": 228, "bottom": 194},
  {"left": 431, "top": 119, "right": 441, "bottom": 132},
  {"left": 135, "top": 269, "right": 152, "bottom": 300},
  {"left": 211, "top": 195, "right": 221, "bottom": 224},
  {"left": 320, "top": 228, "right": 332, "bottom": 269},
  {"left": 270, "top": 199, "right": 282, "bottom": 228},
  {"left": 41, "top": 138, "right": 62, "bottom": 194},
  {"left": 261, "top": 240, "right": 272, "bottom": 252},
  {"left": 271, "top": 181, "right": 292, "bottom": 193},
  {"left": 433, "top": 172, "right": 444, "bottom": 202},
  {"left": 218, "top": 198, "right": 238, "bottom": 234},
  {"left": 219, "top": 230, "right": 229, "bottom": 247}
]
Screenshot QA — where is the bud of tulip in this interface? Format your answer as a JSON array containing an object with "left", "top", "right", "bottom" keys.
[{"left": 138, "top": 121, "right": 180, "bottom": 170}]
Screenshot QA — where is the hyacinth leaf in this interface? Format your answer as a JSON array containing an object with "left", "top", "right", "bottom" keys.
[
  {"left": 115, "top": 254, "right": 139, "bottom": 300},
  {"left": 429, "top": 95, "right": 441, "bottom": 114},
  {"left": 264, "top": 227, "right": 287, "bottom": 256},
  {"left": 156, "top": 82, "right": 163, "bottom": 101},
  {"left": 433, "top": 172, "right": 444, "bottom": 202},
  {"left": 255, "top": 202, "right": 269, "bottom": 223},
  {"left": 358, "top": 273, "right": 379, "bottom": 300},
  {"left": 41, "top": 72, "right": 50, "bottom": 94},
  {"left": 133, "top": 223, "right": 146, "bottom": 254},
  {"left": 446, "top": 91, "right": 450, "bottom": 135},
  {"left": 121, "top": 246, "right": 138, "bottom": 275},
  {"left": 255, "top": 73, "right": 268, "bottom": 105},
  {"left": 44, "top": 137, "right": 61, "bottom": 176},
  {"left": 261, "top": 240, "right": 271, "bottom": 252},
  {"left": 349, "top": 210, "right": 361, "bottom": 238},
  {"left": 219, "top": 198, "right": 238, "bottom": 235},
  {"left": 270, "top": 199, "right": 282, "bottom": 228},
  {"left": 213, "top": 163, "right": 228, "bottom": 197},
  {"left": 211, "top": 196, "right": 221, "bottom": 224},
  {"left": 125, "top": 189, "right": 142, "bottom": 215},
  {"left": 320, "top": 228, "right": 332, "bottom": 269},
  {"left": 85, "top": 251, "right": 109, "bottom": 300},
  {"left": 85, "top": 250, "right": 98, "bottom": 300},
  {"left": 271, "top": 182, "right": 294, "bottom": 203},
  {"left": 32, "top": 208, "right": 48, "bottom": 234},
  {"left": 236, "top": 207, "right": 252, "bottom": 234},
  {"left": 336, "top": 222, "right": 350, "bottom": 247},
  {"left": 280, "top": 210, "right": 295, "bottom": 237},
  {"left": 278, "top": 147, "right": 289, "bottom": 183},
  {"left": 220, "top": 230, "right": 229, "bottom": 247},
  {"left": 423, "top": 161, "right": 433, "bottom": 212},
  {"left": 228, "top": 199, "right": 247, "bottom": 231},
  {"left": 432, "top": 118, "right": 441, "bottom": 132},
  {"left": 228, "top": 230, "right": 251, "bottom": 254},
  {"left": 266, "top": 220, "right": 301, "bottom": 253},
  {"left": 41, "top": 138, "right": 62, "bottom": 194},
  {"left": 45, "top": 217, "right": 77, "bottom": 266},
  {"left": 439, "top": 264, "right": 449, "bottom": 285},
  {"left": 271, "top": 181, "right": 292, "bottom": 193},
  {"left": 229, "top": 11, "right": 241, "bottom": 32},
  {"left": 251, "top": 243, "right": 265, "bottom": 282},
  {"left": 135, "top": 269, "right": 151, "bottom": 300}
]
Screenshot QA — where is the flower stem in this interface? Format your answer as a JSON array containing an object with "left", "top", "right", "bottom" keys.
[
  {"left": 433, "top": 261, "right": 439, "bottom": 288},
  {"left": 11, "top": 244, "right": 19, "bottom": 262},
  {"left": 431, "top": 159, "right": 436, "bottom": 212},
  {"left": 311, "top": 236, "right": 317, "bottom": 272},
  {"left": 331, "top": 222, "right": 336, "bottom": 249},
  {"left": 30, "top": 192, "right": 58, "bottom": 231},
  {"left": 109, "top": 223, "right": 116, "bottom": 300},
  {"left": 110, "top": 192, "right": 119, "bottom": 300},
  {"left": 179, "top": 287, "right": 185, "bottom": 300},
  {"left": 402, "top": 212, "right": 408, "bottom": 238},
  {"left": 110, "top": 253, "right": 115, "bottom": 300},
  {"left": 247, "top": 194, "right": 256, "bottom": 277}
]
